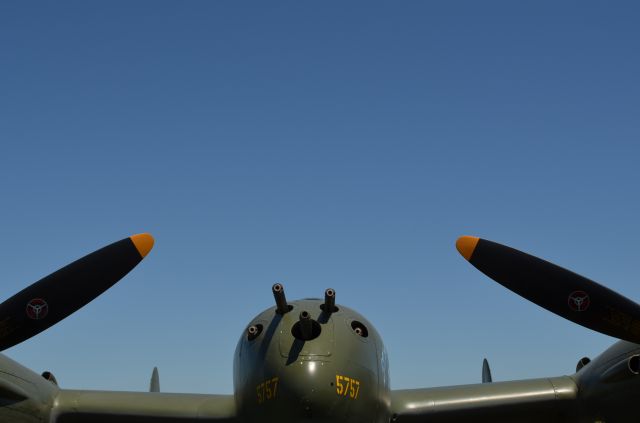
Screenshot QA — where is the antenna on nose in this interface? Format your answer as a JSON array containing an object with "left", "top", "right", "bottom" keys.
[{"left": 272, "top": 283, "right": 291, "bottom": 314}]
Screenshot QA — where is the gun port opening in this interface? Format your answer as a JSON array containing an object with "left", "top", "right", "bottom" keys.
[
  {"left": 292, "top": 313, "right": 321, "bottom": 341},
  {"left": 247, "top": 324, "right": 264, "bottom": 341},
  {"left": 351, "top": 320, "right": 369, "bottom": 337}
]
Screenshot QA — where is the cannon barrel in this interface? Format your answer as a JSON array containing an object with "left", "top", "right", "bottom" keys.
[
  {"left": 323, "top": 288, "right": 336, "bottom": 313},
  {"left": 299, "top": 310, "right": 313, "bottom": 340},
  {"left": 247, "top": 324, "right": 261, "bottom": 341},
  {"left": 272, "top": 283, "right": 290, "bottom": 314}
]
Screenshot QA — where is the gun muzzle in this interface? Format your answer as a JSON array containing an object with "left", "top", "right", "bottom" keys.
[
  {"left": 247, "top": 325, "right": 261, "bottom": 341},
  {"left": 299, "top": 310, "right": 313, "bottom": 340},
  {"left": 272, "top": 283, "right": 290, "bottom": 314},
  {"left": 323, "top": 288, "right": 336, "bottom": 313}
]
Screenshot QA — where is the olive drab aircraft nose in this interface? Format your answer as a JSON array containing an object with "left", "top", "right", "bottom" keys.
[{"left": 233, "top": 285, "right": 390, "bottom": 423}]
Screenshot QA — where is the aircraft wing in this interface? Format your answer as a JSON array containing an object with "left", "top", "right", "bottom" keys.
[
  {"left": 390, "top": 376, "right": 578, "bottom": 423},
  {"left": 52, "top": 390, "right": 237, "bottom": 423}
]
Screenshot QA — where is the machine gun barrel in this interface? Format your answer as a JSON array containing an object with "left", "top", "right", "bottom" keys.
[
  {"left": 299, "top": 310, "right": 313, "bottom": 340},
  {"left": 272, "top": 283, "right": 290, "bottom": 314},
  {"left": 324, "top": 288, "right": 336, "bottom": 313}
]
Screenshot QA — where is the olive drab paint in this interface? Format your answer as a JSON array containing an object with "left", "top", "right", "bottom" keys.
[{"left": 234, "top": 290, "right": 391, "bottom": 423}]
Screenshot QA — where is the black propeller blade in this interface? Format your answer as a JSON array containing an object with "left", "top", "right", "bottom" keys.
[
  {"left": 0, "top": 234, "right": 154, "bottom": 351},
  {"left": 457, "top": 236, "right": 640, "bottom": 344}
]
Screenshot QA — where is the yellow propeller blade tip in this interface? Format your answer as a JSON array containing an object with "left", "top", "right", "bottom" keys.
[
  {"left": 130, "top": 233, "right": 155, "bottom": 258},
  {"left": 456, "top": 236, "right": 479, "bottom": 261}
]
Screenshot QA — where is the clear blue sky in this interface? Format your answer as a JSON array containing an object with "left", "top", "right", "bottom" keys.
[{"left": 1, "top": 1, "right": 639, "bottom": 393}]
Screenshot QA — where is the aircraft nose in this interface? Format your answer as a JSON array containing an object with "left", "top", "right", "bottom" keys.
[{"left": 276, "top": 360, "right": 347, "bottom": 422}]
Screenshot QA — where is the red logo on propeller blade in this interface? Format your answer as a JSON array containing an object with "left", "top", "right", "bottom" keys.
[
  {"left": 568, "top": 291, "right": 590, "bottom": 312},
  {"left": 26, "top": 298, "right": 49, "bottom": 320}
]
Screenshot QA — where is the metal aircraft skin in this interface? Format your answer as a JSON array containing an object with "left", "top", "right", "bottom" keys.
[{"left": 2, "top": 234, "right": 640, "bottom": 422}]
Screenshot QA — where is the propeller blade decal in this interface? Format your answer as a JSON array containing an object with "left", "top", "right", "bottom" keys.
[
  {"left": 457, "top": 236, "right": 640, "bottom": 344},
  {"left": 0, "top": 233, "right": 154, "bottom": 351}
]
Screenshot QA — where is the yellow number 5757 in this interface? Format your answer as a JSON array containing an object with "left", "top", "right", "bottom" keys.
[
  {"left": 336, "top": 375, "right": 360, "bottom": 399},
  {"left": 256, "top": 377, "right": 279, "bottom": 404}
]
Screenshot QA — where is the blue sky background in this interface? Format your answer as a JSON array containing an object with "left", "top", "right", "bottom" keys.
[{"left": 1, "top": 2, "right": 639, "bottom": 393}]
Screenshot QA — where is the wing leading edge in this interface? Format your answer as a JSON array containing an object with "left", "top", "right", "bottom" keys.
[
  {"left": 391, "top": 376, "right": 578, "bottom": 423},
  {"left": 52, "top": 390, "right": 237, "bottom": 423}
]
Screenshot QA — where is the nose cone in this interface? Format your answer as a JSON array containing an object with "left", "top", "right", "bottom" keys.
[
  {"left": 277, "top": 360, "right": 341, "bottom": 422},
  {"left": 266, "top": 359, "right": 378, "bottom": 423},
  {"left": 235, "top": 300, "right": 383, "bottom": 423}
]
